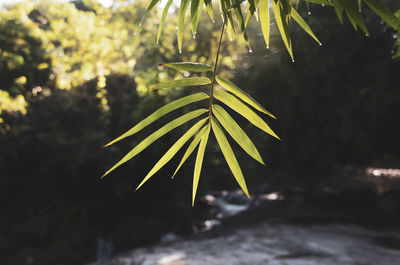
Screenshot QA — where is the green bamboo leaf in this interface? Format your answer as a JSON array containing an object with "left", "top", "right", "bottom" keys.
[
  {"left": 333, "top": 1, "right": 345, "bottom": 23},
  {"left": 271, "top": 0, "right": 294, "bottom": 60},
  {"left": 101, "top": 109, "right": 208, "bottom": 178},
  {"left": 104, "top": 93, "right": 209, "bottom": 147},
  {"left": 140, "top": 0, "right": 160, "bottom": 27},
  {"left": 153, "top": 77, "right": 211, "bottom": 89},
  {"left": 291, "top": 8, "right": 321, "bottom": 45},
  {"left": 212, "top": 104, "right": 264, "bottom": 165},
  {"left": 244, "top": 0, "right": 260, "bottom": 28},
  {"left": 216, "top": 75, "right": 276, "bottom": 119},
  {"left": 338, "top": 0, "right": 369, "bottom": 34},
  {"left": 161, "top": 62, "right": 212, "bottom": 72},
  {"left": 157, "top": 0, "right": 173, "bottom": 43},
  {"left": 305, "top": 0, "right": 330, "bottom": 4},
  {"left": 173, "top": 124, "right": 209, "bottom": 177},
  {"left": 136, "top": 117, "right": 209, "bottom": 190},
  {"left": 232, "top": 0, "right": 245, "bottom": 32},
  {"left": 211, "top": 116, "right": 249, "bottom": 197},
  {"left": 214, "top": 89, "right": 280, "bottom": 140},
  {"left": 192, "top": 123, "right": 210, "bottom": 205},
  {"left": 259, "top": 0, "right": 270, "bottom": 48},
  {"left": 191, "top": 0, "right": 204, "bottom": 36},
  {"left": 178, "top": 0, "right": 190, "bottom": 53},
  {"left": 358, "top": 0, "right": 362, "bottom": 12},
  {"left": 204, "top": 0, "right": 214, "bottom": 21},
  {"left": 364, "top": 0, "right": 400, "bottom": 30},
  {"left": 219, "top": 0, "right": 236, "bottom": 36}
]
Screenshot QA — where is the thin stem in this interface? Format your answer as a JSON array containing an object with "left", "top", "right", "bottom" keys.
[{"left": 208, "top": 14, "right": 226, "bottom": 117}]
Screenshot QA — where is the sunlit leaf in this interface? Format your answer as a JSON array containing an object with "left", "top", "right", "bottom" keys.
[
  {"left": 101, "top": 109, "right": 208, "bottom": 178},
  {"left": 305, "top": 0, "right": 330, "bottom": 4},
  {"left": 364, "top": 0, "right": 400, "bottom": 30},
  {"left": 216, "top": 75, "right": 276, "bottom": 119},
  {"left": 212, "top": 104, "right": 264, "bottom": 165},
  {"left": 140, "top": 0, "right": 160, "bottom": 27},
  {"left": 153, "top": 77, "right": 211, "bottom": 89},
  {"left": 161, "top": 62, "right": 212, "bottom": 72},
  {"left": 259, "top": 0, "right": 270, "bottom": 48},
  {"left": 191, "top": 0, "right": 204, "bottom": 36},
  {"left": 271, "top": 0, "right": 294, "bottom": 60},
  {"left": 192, "top": 123, "right": 210, "bottom": 205},
  {"left": 157, "top": 0, "right": 174, "bottom": 43},
  {"left": 136, "top": 117, "right": 208, "bottom": 190},
  {"left": 211, "top": 116, "right": 249, "bottom": 197},
  {"left": 232, "top": 0, "right": 247, "bottom": 39},
  {"left": 173, "top": 124, "right": 209, "bottom": 177},
  {"left": 291, "top": 8, "right": 321, "bottom": 45},
  {"left": 214, "top": 90, "right": 280, "bottom": 140},
  {"left": 204, "top": 0, "right": 214, "bottom": 21},
  {"left": 104, "top": 93, "right": 209, "bottom": 147},
  {"left": 178, "top": 0, "right": 190, "bottom": 53}
]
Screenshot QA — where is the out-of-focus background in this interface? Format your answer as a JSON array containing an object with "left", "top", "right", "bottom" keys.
[{"left": 1, "top": 0, "right": 400, "bottom": 264}]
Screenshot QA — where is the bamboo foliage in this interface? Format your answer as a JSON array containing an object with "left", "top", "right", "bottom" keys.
[{"left": 102, "top": 0, "right": 400, "bottom": 204}]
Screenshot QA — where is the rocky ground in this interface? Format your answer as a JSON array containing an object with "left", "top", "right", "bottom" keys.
[{"left": 99, "top": 222, "right": 400, "bottom": 265}]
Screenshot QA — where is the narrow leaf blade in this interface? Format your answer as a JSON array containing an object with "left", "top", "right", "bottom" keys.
[
  {"left": 192, "top": 124, "right": 210, "bottom": 205},
  {"left": 161, "top": 62, "right": 213, "bottom": 72},
  {"left": 101, "top": 109, "right": 208, "bottom": 178},
  {"left": 140, "top": 0, "right": 160, "bottom": 26},
  {"left": 157, "top": 0, "right": 174, "bottom": 43},
  {"left": 216, "top": 75, "right": 276, "bottom": 118},
  {"left": 212, "top": 104, "right": 264, "bottom": 165},
  {"left": 104, "top": 92, "right": 209, "bottom": 147},
  {"left": 153, "top": 77, "right": 211, "bottom": 89},
  {"left": 136, "top": 117, "right": 208, "bottom": 190},
  {"left": 178, "top": 0, "right": 190, "bottom": 53},
  {"left": 364, "top": 0, "right": 400, "bottom": 30},
  {"left": 214, "top": 89, "right": 280, "bottom": 140},
  {"left": 211, "top": 117, "right": 249, "bottom": 197},
  {"left": 259, "top": 0, "right": 270, "bottom": 48},
  {"left": 291, "top": 8, "right": 321, "bottom": 44},
  {"left": 173, "top": 124, "right": 209, "bottom": 177},
  {"left": 271, "top": 0, "right": 294, "bottom": 60}
]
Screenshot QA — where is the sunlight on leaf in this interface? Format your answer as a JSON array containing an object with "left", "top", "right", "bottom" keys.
[
  {"left": 104, "top": 93, "right": 209, "bottom": 147},
  {"left": 211, "top": 116, "right": 249, "bottom": 197},
  {"left": 101, "top": 109, "right": 208, "bottom": 178},
  {"left": 271, "top": 0, "right": 294, "bottom": 60},
  {"left": 214, "top": 90, "right": 280, "bottom": 140},
  {"left": 173, "top": 124, "right": 209, "bottom": 177},
  {"left": 140, "top": 0, "right": 160, "bottom": 27},
  {"left": 259, "top": 0, "right": 270, "bottom": 48},
  {"left": 192, "top": 123, "right": 210, "bottom": 205},
  {"left": 136, "top": 117, "right": 208, "bottom": 190},
  {"left": 178, "top": 0, "right": 190, "bottom": 53},
  {"left": 161, "top": 62, "right": 212, "bottom": 72},
  {"left": 212, "top": 104, "right": 265, "bottom": 165},
  {"left": 291, "top": 8, "right": 321, "bottom": 45},
  {"left": 216, "top": 75, "right": 276, "bottom": 119},
  {"left": 153, "top": 77, "right": 211, "bottom": 89},
  {"left": 157, "top": 0, "right": 174, "bottom": 43}
]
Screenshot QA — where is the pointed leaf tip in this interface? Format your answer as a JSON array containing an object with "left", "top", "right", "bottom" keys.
[
  {"left": 103, "top": 93, "right": 208, "bottom": 147},
  {"left": 211, "top": 117, "right": 249, "bottom": 197},
  {"left": 136, "top": 118, "right": 208, "bottom": 190},
  {"left": 216, "top": 75, "right": 276, "bottom": 119},
  {"left": 103, "top": 109, "right": 208, "bottom": 178}
]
